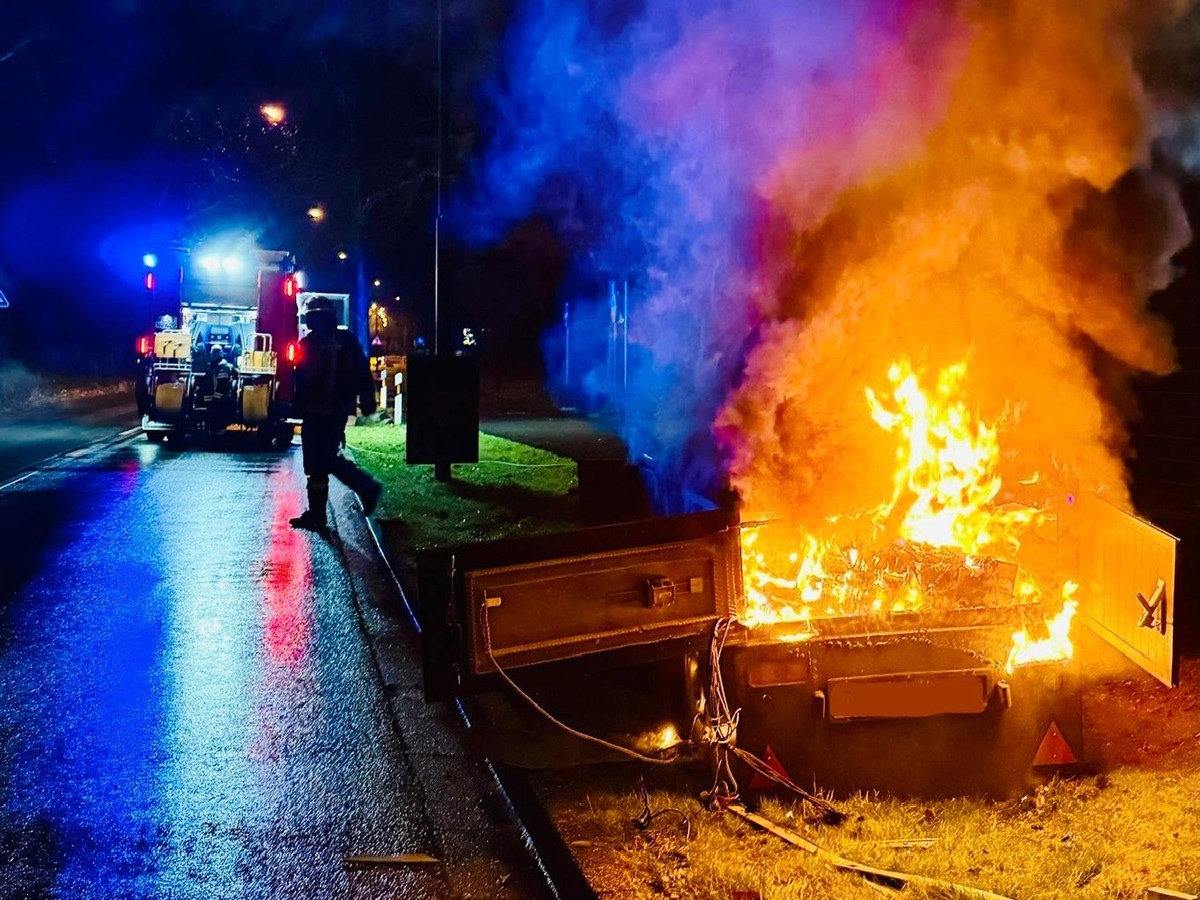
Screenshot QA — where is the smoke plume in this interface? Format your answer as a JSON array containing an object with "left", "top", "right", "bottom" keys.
[{"left": 461, "top": 0, "right": 1193, "bottom": 515}]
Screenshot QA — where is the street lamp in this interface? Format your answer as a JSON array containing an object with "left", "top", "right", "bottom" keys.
[
  {"left": 260, "top": 103, "right": 286, "bottom": 125},
  {"left": 307, "top": 205, "right": 326, "bottom": 223},
  {"left": 337, "top": 250, "right": 348, "bottom": 261},
  {"left": 373, "top": 278, "right": 381, "bottom": 288}
]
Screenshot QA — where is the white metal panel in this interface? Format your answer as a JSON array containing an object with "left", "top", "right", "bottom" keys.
[{"left": 1073, "top": 495, "right": 1178, "bottom": 687}]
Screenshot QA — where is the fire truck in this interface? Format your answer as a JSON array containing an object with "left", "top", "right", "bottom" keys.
[{"left": 135, "top": 245, "right": 301, "bottom": 447}]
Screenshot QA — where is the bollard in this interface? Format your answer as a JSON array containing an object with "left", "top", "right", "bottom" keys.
[{"left": 394, "top": 372, "right": 404, "bottom": 424}]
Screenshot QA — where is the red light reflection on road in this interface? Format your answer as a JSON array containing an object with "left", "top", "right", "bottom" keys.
[{"left": 262, "top": 469, "right": 313, "bottom": 666}]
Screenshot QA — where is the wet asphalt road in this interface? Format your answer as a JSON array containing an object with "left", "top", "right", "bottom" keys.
[
  {"left": 0, "top": 433, "right": 535, "bottom": 899},
  {"left": 0, "top": 398, "right": 139, "bottom": 485}
]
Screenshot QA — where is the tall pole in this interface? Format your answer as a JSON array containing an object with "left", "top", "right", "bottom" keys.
[
  {"left": 434, "top": 0, "right": 443, "bottom": 356},
  {"left": 623, "top": 279, "right": 629, "bottom": 391}
]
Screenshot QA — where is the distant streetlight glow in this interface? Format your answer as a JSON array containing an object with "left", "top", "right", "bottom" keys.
[
  {"left": 142, "top": 253, "right": 158, "bottom": 268},
  {"left": 307, "top": 206, "right": 325, "bottom": 222},
  {"left": 260, "top": 103, "right": 286, "bottom": 125},
  {"left": 337, "top": 250, "right": 348, "bottom": 261},
  {"left": 369, "top": 303, "right": 388, "bottom": 341},
  {"left": 373, "top": 279, "right": 381, "bottom": 287}
]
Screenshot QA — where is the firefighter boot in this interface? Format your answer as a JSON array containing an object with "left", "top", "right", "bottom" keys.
[
  {"left": 290, "top": 477, "right": 330, "bottom": 531},
  {"left": 331, "top": 457, "right": 383, "bottom": 516}
]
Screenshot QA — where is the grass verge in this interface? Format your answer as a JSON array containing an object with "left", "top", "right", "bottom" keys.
[
  {"left": 345, "top": 422, "right": 585, "bottom": 548},
  {"left": 533, "top": 760, "right": 1200, "bottom": 899},
  {"left": 528, "top": 659, "right": 1200, "bottom": 900}
]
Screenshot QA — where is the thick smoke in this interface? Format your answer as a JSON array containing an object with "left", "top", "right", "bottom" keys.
[
  {"left": 721, "top": 0, "right": 1191, "bottom": 526},
  {"left": 455, "top": 0, "right": 962, "bottom": 493},
  {"left": 461, "top": 0, "right": 1191, "bottom": 515}
]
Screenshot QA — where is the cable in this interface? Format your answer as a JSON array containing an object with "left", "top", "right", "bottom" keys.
[
  {"left": 480, "top": 604, "right": 677, "bottom": 765},
  {"left": 632, "top": 775, "right": 692, "bottom": 840},
  {"left": 697, "top": 618, "right": 741, "bottom": 808},
  {"left": 697, "top": 618, "right": 843, "bottom": 822},
  {"left": 731, "top": 747, "right": 843, "bottom": 823}
]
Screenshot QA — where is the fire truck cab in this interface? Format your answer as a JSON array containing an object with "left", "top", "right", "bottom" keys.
[{"left": 136, "top": 245, "right": 300, "bottom": 447}]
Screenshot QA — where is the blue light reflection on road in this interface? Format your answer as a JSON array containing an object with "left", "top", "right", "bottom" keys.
[
  {"left": 0, "top": 443, "right": 442, "bottom": 898},
  {"left": 1, "top": 455, "right": 166, "bottom": 895}
]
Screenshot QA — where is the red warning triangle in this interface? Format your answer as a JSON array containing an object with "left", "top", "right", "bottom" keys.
[
  {"left": 1031, "top": 721, "right": 1078, "bottom": 767},
  {"left": 748, "top": 745, "right": 795, "bottom": 791}
]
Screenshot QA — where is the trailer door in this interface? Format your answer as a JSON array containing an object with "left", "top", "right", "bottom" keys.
[
  {"left": 417, "top": 510, "right": 741, "bottom": 700},
  {"left": 1072, "top": 495, "right": 1178, "bottom": 687}
]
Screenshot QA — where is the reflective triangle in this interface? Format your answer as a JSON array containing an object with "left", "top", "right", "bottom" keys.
[
  {"left": 0, "top": 289, "right": 9, "bottom": 308},
  {"left": 748, "top": 745, "right": 795, "bottom": 791},
  {"left": 1031, "top": 721, "right": 1077, "bottom": 767}
]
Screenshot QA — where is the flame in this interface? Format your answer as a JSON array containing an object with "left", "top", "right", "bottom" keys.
[
  {"left": 639, "top": 723, "right": 682, "bottom": 751},
  {"left": 738, "top": 358, "right": 1076, "bottom": 668},
  {"left": 1006, "top": 582, "right": 1079, "bottom": 673},
  {"left": 866, "top": 359, "right": 1043, "bottom": 556}
]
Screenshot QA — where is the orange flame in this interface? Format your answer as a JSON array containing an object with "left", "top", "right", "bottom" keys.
[
  {"left": 739, "top": 358, "right": 1075, "bottom": 668},
  {"left": 1006, "top": 582, "right": 1079, "bottom": 673},
  {"left": 866, "top": 359, "right": 1043, "bottom": 555}
]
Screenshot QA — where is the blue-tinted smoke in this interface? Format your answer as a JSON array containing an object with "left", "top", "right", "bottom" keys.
[{"left": 451, "top": 0, "right": 885, "bottom": 501}]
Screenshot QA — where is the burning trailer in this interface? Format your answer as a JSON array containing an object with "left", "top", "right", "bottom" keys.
[
  {"left": 418, "top": 356, "right": 1178, "bottom": 798},
  {"left": 420, "top": 0, "right": 1194, "bottom": 802}
]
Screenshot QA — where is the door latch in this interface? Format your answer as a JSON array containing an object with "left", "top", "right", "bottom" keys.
[
  {"left": 646, "top": 577, "right": 675, "bottom": 608},
  {"left": 1137, "top": 579, "right": 1167, "bottom": 634}
]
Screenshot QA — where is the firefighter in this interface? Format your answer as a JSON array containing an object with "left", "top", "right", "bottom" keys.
[
  {"left": 289, "top": 295, "right": 382, "bottom": 531},
  {"left": 205, "top": 344, "right": 238, "bottom": 432}
]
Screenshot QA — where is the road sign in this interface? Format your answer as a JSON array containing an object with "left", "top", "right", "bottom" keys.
[
  {"left": 0, "top": 288, "right": 9, "bottom": 309},
  {"left": 371, "top": 335, "right": 383, "bottom": 347}
]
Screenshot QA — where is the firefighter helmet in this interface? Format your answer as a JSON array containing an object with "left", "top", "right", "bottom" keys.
[{"left": 305, "top": 295, "right": 335, "bottom": 315}]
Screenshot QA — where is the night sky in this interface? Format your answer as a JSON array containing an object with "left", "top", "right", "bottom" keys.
[
  {"left": 3, "top": 0, "right": 1200, "bottom": 512},
  {"left": 0, "top": 0, "right": 519, "bottom": 373}
]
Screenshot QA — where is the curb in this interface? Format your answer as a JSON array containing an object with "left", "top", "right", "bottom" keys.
[{"left": 362, "top": 515, "right": 599, "bottom": 900}]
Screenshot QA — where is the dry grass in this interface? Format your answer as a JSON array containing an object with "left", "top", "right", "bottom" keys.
[
  {"left": 532, "top": 660, "right": 1200, "bottom": 900},
  {"left": 537, "top": 763, "right": 1200, "bottom": 899}
]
